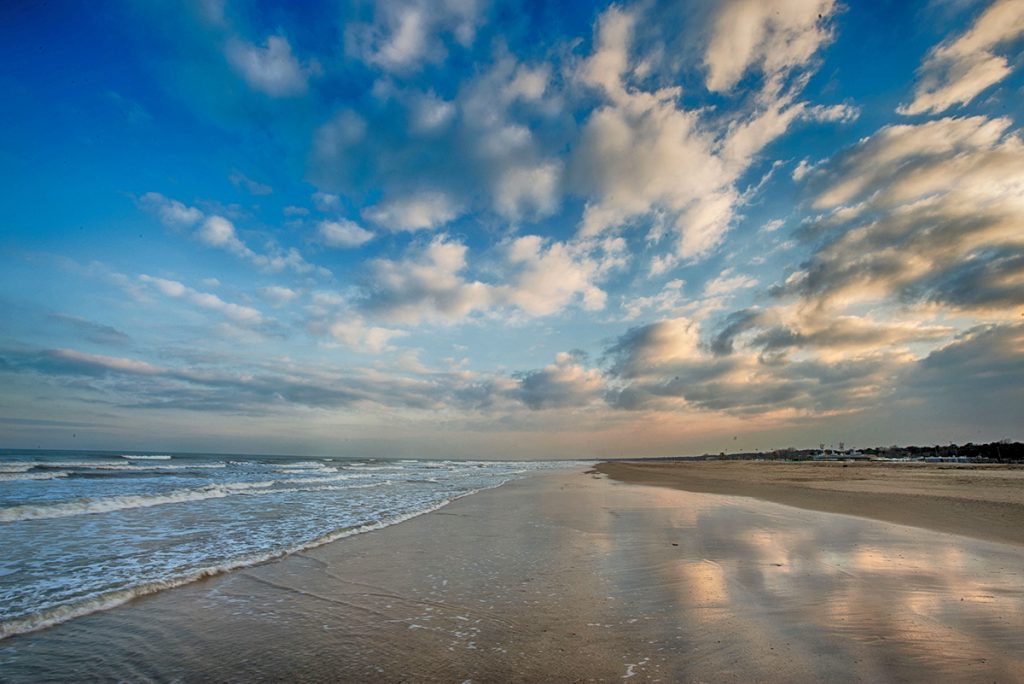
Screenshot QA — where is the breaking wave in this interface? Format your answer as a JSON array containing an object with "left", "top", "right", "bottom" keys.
[
  {"left": 0, "top": 471, "right": 70, "bottom": 482},
  {"left": 0, "top": 481, "right": 277, "bottom": 522}
]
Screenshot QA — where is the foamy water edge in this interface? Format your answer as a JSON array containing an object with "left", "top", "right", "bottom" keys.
[{"left": 0, "top": 481, "right": 508, "bottom": 640}]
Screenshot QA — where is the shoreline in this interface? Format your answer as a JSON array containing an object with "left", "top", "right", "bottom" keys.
[
  {"left": 2, "top": 468, "right": 1023, "bottom": 681},
  {"left": 597, "top": 460, "right": 1024, "bottom": 546},
  {"left": 0, "top": 476, "right": 522, "bottom": 642}
]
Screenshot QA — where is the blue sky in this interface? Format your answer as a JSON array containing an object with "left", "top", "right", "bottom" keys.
[{"left": 1, "top": 0, "right": 1022, "bottom": 458}]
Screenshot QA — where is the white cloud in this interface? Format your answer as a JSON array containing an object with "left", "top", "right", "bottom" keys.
[
  {"left": 649, "top": 254, "right": 678, "bottom": 277},
  {"left": 493, "top": 162, "right": 561, "bottom": 220},
  {"left": 328, "top": 317, "right": 408, "bottom": 354},
  {"left": 809, "top": 115, "right": 1013, "bottom": 209},
  {"left": 198, "top": 216, "right": 252, "bottom": 256},
  {"left": 792, "top": 159, "right": 813, "bottom": 181},
  {"left": 196, "top": 215, "right": 324, "bottom": 275},
  {"left": 346, "top": 0, "right": 483, "bottom": 74},
  {"left": 899, "top": 0, "right": 1024, "bottom": 115},
  {"left": 622, "top": 278, "right": 686, "bottom": 320},
  {"left": 140, "top": 192, "right": 203, "bottom": 228},
  {"left": 318, "top": 219, "right": 374, "bottom": 248},
  {"left": 498, "top": 236, "right": 619, "bottom": 315},
  {"left": 362, "top": 236, "right": 494, "bottom": 324},
  {"left": 261, "top": 286, "right": 300, "bottom": 307},
  {"left": 363, "top": 191, "right": 461, "bottom": 231},
  {"left": 572, "top": 84, "right": 736, "bottom": 259},
  {"left": 571, "top": 4, "right": 842, "bottom": 263},
  {"left": 581, "top": 6, "right": 635, "bottom": 100},
  {"left": 703, "top": 0, "right": 837, "bottom": 93},
  {"left": 312, "top": 191, "right": 341, "bottom": 212},
  {"left": 409, "top": 91, "right": 456, "bottom": 133},
  {"left": 703, "top": 269, "right": 759, "bottom": 296},
  {"left": 225, "top": 35, "right": 315, "bottom": 97},
  {"left": 506, "top": 64, "right": 550, "bottom": 102},
  {"left": 139, "top": 275, "right": 263, "bottom": 326}
]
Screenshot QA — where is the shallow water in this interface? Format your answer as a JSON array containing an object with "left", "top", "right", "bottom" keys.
[{"left": 0, "top": 449, "right": 576, "bottom": 640}]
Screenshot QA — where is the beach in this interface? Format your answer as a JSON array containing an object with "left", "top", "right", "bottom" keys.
[
  {"left": 2, "top": 464, "right": 1023, "bottom": 682},
  {"left": 598, "top": 460, "right": 1024, "bottom": 546}
]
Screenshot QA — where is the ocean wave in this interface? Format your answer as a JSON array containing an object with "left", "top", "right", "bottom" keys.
[
  {"left": 0, "top": 475, "right": 397, "bottom": 522},
  {"left": 271, "top": 461, "right": 326, "bottom": 470},
  {"left": 119, "top": 454, "right": 172, "bottom": 460},
  {"left": 0, "top": 464, "right": 34, "bottom": 474},
  {"left": 273, "top": 474, "right": 373, "bottom": 485},
  {"left": 0, "top": 481, "right": 277, "bottom": 522},
  {"left": 0, "top": 470, "right": 70, "bottom": 482},
  {"left": 52, "top": 462, "right": 225, "bottom": 471},
  {"left": 0, "top": 492, "right": 475, "bottom": 640},
  {"left": 0, "top": 461, "right": 226, "bottom": 471}
]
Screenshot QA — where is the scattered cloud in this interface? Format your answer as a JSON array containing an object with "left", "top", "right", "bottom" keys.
[
  {"left": 345, "top": 0, "right": 483, "bottom": 74},
  {"left": 513, "top": 352, "right": 605, "bottom": 409},
  {"left": 225, "top": 35, "right": 317, "bottom": 97},
  {"left": 496, "top": 235, "right": 621, "bottom": 315},
  {"left": 360, "top": 236, "right": 493, "bottom": 324},
  {"left": 899, "top": 0, "right": 1024, "bottom": 115},
  {"left": 703, "top": 0, "right": 838, "bottom": 93},
  {"left": 139, "top": 275, "right": 264, "bottom": 327},
  {"left": 260, "top": 286, "right": 300, "bottom": 307},
  {"left": 703, "top": 269, "right": 759, "bottom": 297},
  {"left": 571, "top": 2, "right": 846, "bottom": 262},
  {"left": 328, "top": 316, "right": 408, "bottom": 353},
  {"left": 312, "top": 191, "right": 341, "bottom": 212},
  {"left": 363, "top": 191, "right": 461, "bottom": 231},
  {"left": 318, "top": 219, "right": 374, "bottom": 248},
  {"left": 49, "top": 314, "right": 131, "bottom": 346},
  {"left": 229, "top": 170, "right": 272, "bottom": 196},
  {"left": 144, "top": 199, "right": 325, "bottom": 276},
  {"left": 786, "top": 116, "right": 1024, "bottom": 316},
  {"left": 140, "top": 192, "right": 203, "bottom": 228}
]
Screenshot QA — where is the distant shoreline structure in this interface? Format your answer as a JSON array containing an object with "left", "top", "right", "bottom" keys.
[{"left": 603, "top": 440, "right": 1024, "bottom": 464}]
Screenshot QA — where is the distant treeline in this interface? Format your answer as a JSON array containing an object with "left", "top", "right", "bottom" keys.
[{"left": 694, "top": 440, "right": 1024, "bottom": 463}]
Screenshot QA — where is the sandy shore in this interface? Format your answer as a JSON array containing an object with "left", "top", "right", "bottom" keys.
[
  {"left": 597, "top": 460, "right": 1024, "bottom": 547},
  {"left": 2, "top": 468, "right": 1023, "bottom": 682}
]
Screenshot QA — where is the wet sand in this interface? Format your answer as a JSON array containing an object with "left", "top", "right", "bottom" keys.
[
  {"left": 598, "top": 460, "right": 1024, "bottom": 547},
  {"left": 2, "top": 469, "right": 1023, "bottom": 682}
]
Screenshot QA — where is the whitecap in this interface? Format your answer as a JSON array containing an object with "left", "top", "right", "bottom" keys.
[{"left": 0, "top": 471, "right": 70, "bottom": 482}]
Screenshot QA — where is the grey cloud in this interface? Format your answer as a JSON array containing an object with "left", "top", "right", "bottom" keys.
[
  {"left": 710, "top": 309, "right": 764, "bottom": 355},
  {"left": 907, "top": 323, "right": 1024, "bottom": 395},
  {"left": 50, "top": 314, "right": 132, "bottom": 346},
  {"left": 513, "top": 363, "right": 604, "bottom": 410},
  {"left": 0, "top": 344, "right": 605, "bottom": 416},
  {"left": 602, "top": 315, "right": 911, "bottom": 416},
  {"left": 229, "top": 170, "right": 273, "bottom": 196},
  {"left": 917, "top": 247, "right": 1024, "bottom": 311},
  {"left": 778, "top": 115, "right": 1024, "bottom": 319}
]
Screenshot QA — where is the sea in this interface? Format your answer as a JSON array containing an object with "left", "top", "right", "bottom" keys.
[{"left": 0, "top": 449, "right": 579, "bottom": 640}]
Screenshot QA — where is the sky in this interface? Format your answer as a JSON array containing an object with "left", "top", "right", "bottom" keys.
[{"left": 1, "top": 0, "right": 1022, "bottom": 459}]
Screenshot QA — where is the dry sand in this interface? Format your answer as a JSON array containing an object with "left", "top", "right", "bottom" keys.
[
  {"left": 599, "top": 460, "right": 1024, "bottom": 547},
  {"left": 2, "top": 468, "right": 1023, "bottom": 682}
]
